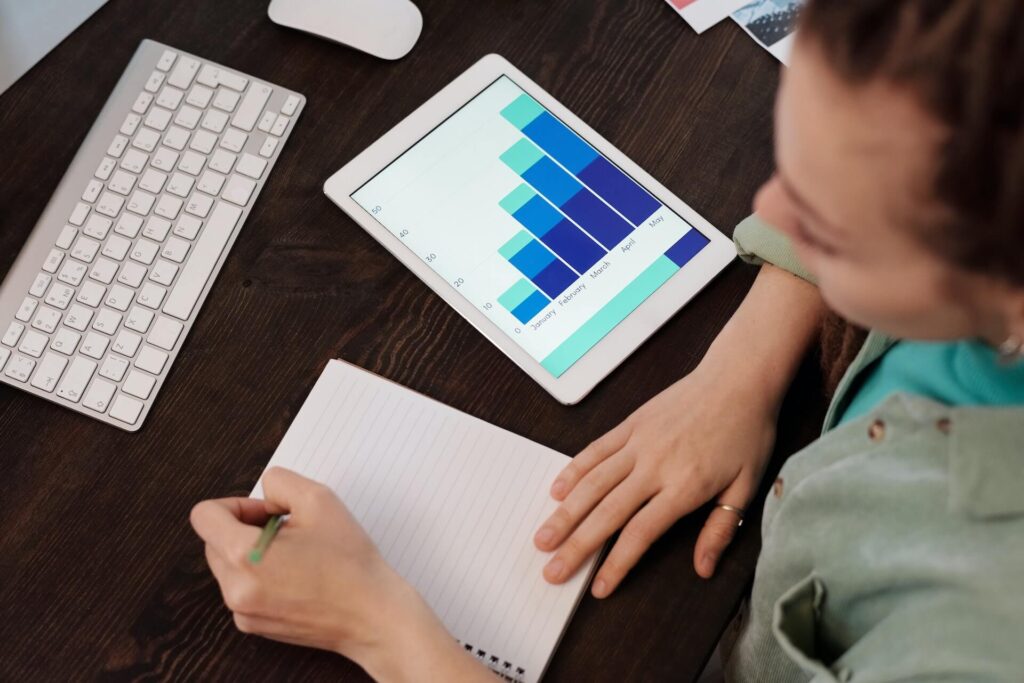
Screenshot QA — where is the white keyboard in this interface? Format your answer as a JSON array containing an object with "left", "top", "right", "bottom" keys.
[{"left": 0, "top": 40, "right": 304, "bottom": 431}]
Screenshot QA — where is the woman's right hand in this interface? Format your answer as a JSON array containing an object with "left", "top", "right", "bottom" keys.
[{"left": 534, "top": 362, "right": 779, "bottom": 597}]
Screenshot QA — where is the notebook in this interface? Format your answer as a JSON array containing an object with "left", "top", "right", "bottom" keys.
[{"left": 252, "top": 360, "right": 598, "bottom": 682}]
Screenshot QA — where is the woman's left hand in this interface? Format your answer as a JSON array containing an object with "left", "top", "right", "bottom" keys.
[{"left": 190, "top": 467, "right": 485, "bottom": 682}]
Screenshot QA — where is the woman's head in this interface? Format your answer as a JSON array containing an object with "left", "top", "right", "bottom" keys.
[{"left": 754, "top": 0, "right": 1024, "bottom": 346}]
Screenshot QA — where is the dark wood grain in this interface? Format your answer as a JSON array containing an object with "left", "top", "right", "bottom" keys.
[{"left": 0, "top": 0, "right": 826, "bottom": 680}]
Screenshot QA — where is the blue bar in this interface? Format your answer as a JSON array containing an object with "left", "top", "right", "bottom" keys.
[
  {"left": 512, "top": 195, "right": 563, "bottom": 238},
  {"left": 562, "top": 190, "right": 634, "bottom": 249},
  {"left": 521, "top": 156, "right": 582, "bottom": 206},
  {"left": 665, "top": 229, "right": 710, "bottom": 267},
  {"left": 508, "top": 239, "right": 556, "bottom": 278},
  {"left": 511, "top": 289, "right": 550, "bottom": 324},
  {"left": 578, "top": 156, "right": 662, "bottom": 226},
  {"left": 539, "top": 219, "right": 605, "bottom": 273},
  {"left": 532, "top": 259, "right": 578, "bottom": 299},
  {"left": 522, "top": 112, "right": 599, "bottom": 175}
]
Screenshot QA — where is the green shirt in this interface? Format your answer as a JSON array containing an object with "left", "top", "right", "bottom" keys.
[
  {"left": 840, "top": 340, "right": 1024, "bottom": 425},
  {"left": 722, "top": 215, "right": 1024, "bottom": 683}
]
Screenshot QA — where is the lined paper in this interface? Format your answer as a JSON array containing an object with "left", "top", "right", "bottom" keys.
[{"left": 253, "top": 360, "right": 596, "bottom": 682}]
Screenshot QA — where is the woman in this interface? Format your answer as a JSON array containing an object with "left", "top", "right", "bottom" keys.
[{"left": 191, "top": 1, "right": 1024, "bottom": 679}]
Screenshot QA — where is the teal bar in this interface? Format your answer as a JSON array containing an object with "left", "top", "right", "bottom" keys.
[
  {"left": 499, "top": 184, "right": 536, "bottom": 215},
  {"left": 501, "top": 94, "right": 545, "bottom": 130},
  {"left": 498, "top": 278, "right": 537, "bottom": 311},
  {"left": 499, "top": 230, "right": 534, "bottom": 259},
  {"left": 500, "top": 139, "right": 544, "bottom": 175},
  {"left": 541, "top": 255, "right": 680, "bottom": 376}
]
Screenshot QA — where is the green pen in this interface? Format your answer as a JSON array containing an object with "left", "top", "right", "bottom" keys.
[{"left": 248, "top": 514, "right": 285, "bottom": 564}]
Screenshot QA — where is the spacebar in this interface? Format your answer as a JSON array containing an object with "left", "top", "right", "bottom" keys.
[{"left": 163, "top": 202, "right": 243, "bottom": 321}]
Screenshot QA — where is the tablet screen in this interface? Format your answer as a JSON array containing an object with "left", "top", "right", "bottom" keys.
[{"left": 352, "top": 76, "right": 709, "bottom": 377}]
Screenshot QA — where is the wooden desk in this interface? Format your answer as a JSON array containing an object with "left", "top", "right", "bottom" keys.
[{"left": 0, "top": 0, "right": 826, "bottom": 679}]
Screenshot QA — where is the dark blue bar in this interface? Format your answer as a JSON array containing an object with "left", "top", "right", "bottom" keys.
[
  {"left": 522, "top": 112, "right": 599, "bottom": 175},
  {"left": 665, "top": 229, "right": 710, "bottom": 268},
  {"left": 532, "top": 259, "right": 578, "bottom": 299},
  {"left": 539, "top": 219, "right": 605, "bottom": 273},
  {"left": 509, "top": 239, "right": 556, "bottom": 278},
  {"left": 561, "top": 190, "right": 634, "bottom": 249},
  {"left": 512, "top": 196, "right": 562, "bottom": 237},
  {"left": 578, "top": 156, "right": 662, "bottom": 226},
  {"left": 511, "top": 290, "right": 550, "bottom": 324},
  {"left": 522, "top": 157, "right": 582, "bottom": 206}
]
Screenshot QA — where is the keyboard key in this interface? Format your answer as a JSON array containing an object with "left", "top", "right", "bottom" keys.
[
  {"left": 163, "top": 202, "right": 241, "bottom": 320},
  {"left": 122, "top": 370, "right": 155, "bottom": 399},
  {"left": 232, "top": 82, "right": 272, "bottom": 131},
  {"left": 82, "top": 179, "right": 103, "bottom": 202},
  {"left": 201, "top": 109, "right": 228, "bottom": 134},
  {"left": 156, "top": 86, "right": 184, "bottom": 110},
  {"left": 148, "top": 316, "right": 183, "bottom": 351},
  {"left": 30, "top": 273, "right": 51, "bottom": 297},
  {"left": 125, "top": 306, "right": 155, "bottom": 333},
  {"left": 15, "top": 297, "right": 37, "bottom": 322},
  {"left": 185, "top": 193, "right": 213, "bottom": 218},
  {"left": 213, "top": 89, "right": 240, "bottom": 112},
  {"left": 51, "top": 328, "right": 82, "bottom": 355},
  {"left": 236, "top": 153, "right": 267, "bottom": 179},
  {"left": 178, "top": 150, "right": 205, "bottom": 176},
  {"left": 107, "top": 135, "right": 129, "bottom": 157},
  {"left": 139, "top": 169, "right": 167, "bottom": 194},
  {"left": 167, "top": 172, "right": 195, "bottom": 197},
  {"left": 32, "top": 306, "right": 62, "bottom": 332},
  {"left": 69, "top": 202, "right": 90, "bottom": 226},
  {"left": 137, "top": 282, "right": 166, "bottom": 309},
  {"left": 162, "top": 127, "right": 190, "bottom": 152},
  {"left": 132, "top": 92, "right": 153, "bottom": 114},
  {"left": 96, "top": 156, "right": 118, "bottom": 181},
  {"left": 56, "top": 357, "right": 96, "bottom": 402},
  {"left": 155, "top": 195, "right": 183, "bottom": 220},
  {"left": 87, "top": 259, "right": 118, "bottom": 286},
  {"left": 109, "top": 394, "right": 144, "bottom": 425},
  {"left": 70, "top": 237, "right": 100, "bottom": 264},
  {"left": 144, "top": 106, "right": 172, "bottom": 131},
  {"left": 113, "top": 330, "right": 141, "bottom": 357},
  {"left": 222, "top": 175, "right": 256, "bottom": 206},
  {"left": 120, "top": 113, "right": 141, "bottom": 136},
  {"left": 102, "top": 234, "right": 132, "bottom": 261},
  {"left": 189, "top": 130, "right": 217, "bottom": 154},
  {"left": 99, "top": 354, "right": 129, "bottom": 382},
  {"left": 220, "top": 127, "right": 247, "bottom": 152},
  {"left": 92, "top": 309, "right": 122, "bottom": 335},
  {"left": 82, "top": 378, "right": 116, "bottom": 412},
  {"left": 218, "top": 70, "right": 248, "bottom": 92},
  {"left": 150, "top": 260, "right": 178, "bottom": 286},
  {"left": 144, "top": 70, "right": 165, "bottom": 93},
  {"left": 44, "top": 284, "right": 74, "bottom": 311},
  {"left": 270, "top": 115, "right": 290, "bottom": 136},
  {"left": 4, "top": 355, "right": 35, "bottom": 383},
  {"left": 186, "top": 84, "right": 214, "bottom": 108},
  {"left": 281, "top": 94, "right": 300, "bottom": 116},
  {"left": 96, "top": 192, "right": 125, "bottom": 217},
  {"left": 173, "top": 215, "right": 202, "bottom": 240},
  {"left": 197, "top": 170, "right": 225, "bottom": 195},
  {"left": 117, "top": 261, "right": 147, "bottom": 288},
  {"left": 196, "top": 64, "right": 220, "bottom": 88},
  {"left": 161, "top": 237, "right": 190, "bottom": 263},
  {"left": 58, "top": 260, "right": 88, "bottom": 286},
  {"left": 81, "top": 331, "right": 110, "bottom": 358},
  {"left": 56, "top": 225, "right": 78, "bottom": 249},
  {"left": 115, "top": 213, "right": 143, "bottom": 238},
  {"left": 64, "top": 304, "right": 94, "bottom": 331},
  {"left": 18, "top": 330, "right": 48, "bottom": 357},
  {"left": 108, "top": 170, "right": 136, "bottom": 196},
  {"left": 126, "top": 190, "right": 156, "bottom": 216},
  {"left": 30, "top": 352, "right": 67, "bottom": 392},
  {"left": 135, "top": 345, "right": 167, "bottom": 375},
  {"left": 121, "top": 148, "right": 148, "bottom": 173},
  {"left": 83, "top": 215, "right": 112, "bottom": 240},
  {"left": 167, "top": 56, "right": 199, "bottom": 89},
  {"left": 156, "top": 50, "right": 176, "bottom": 72},
  {"left": 143, "top": 216, "right": 172, "bottom": 241},
  {"left": 152, "top": 146, "right": 180, "bottom": 170},
  {"left": 105, "top": 284, "right": 135, "bottom": 311},
  {"left": 209, "top": 149, "right": 236, "bottom": 174},
  {"left": 0, "top": 347, "right": 8, "bottom": 371},
  {"left": 3, "top": 322, "right": 25, "bottom": 347},
  {"left": 175, "top": 105, "right": 202, "bottom": 129},
  {"left": 133, "top": 128, "right": 160, "bottom": 152},
  {"left": 43, "top": 248, "right": 64, "bottom": 273},
  {"left": 257, "top": 111, "right": 276, "bottom": 132},
  {"left": 77, "top": 281, "right": 107, "bottom": 309}
]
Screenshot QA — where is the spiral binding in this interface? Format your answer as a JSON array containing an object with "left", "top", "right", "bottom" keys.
[{"left": 460, "top": 640, "right": 526, "bottom": 682}]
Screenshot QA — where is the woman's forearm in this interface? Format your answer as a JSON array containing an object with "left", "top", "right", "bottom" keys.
[{"left": 698, "top": 264, "right": 826, "bottom": 415}]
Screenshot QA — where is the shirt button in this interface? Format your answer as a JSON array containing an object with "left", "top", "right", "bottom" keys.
[
  {"left": 773, "top": 477, "right": 784, "bottom": 498},
  {"left": 936, "top": 417, "right": 952, "bottom": 434},
  {"left": 868, "top": 419, "right": 886, "bottom": 442}
]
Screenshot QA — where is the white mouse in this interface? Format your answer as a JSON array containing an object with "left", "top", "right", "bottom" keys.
[{"left": 268, "top": 0, "right": 423, "bottom": 61}]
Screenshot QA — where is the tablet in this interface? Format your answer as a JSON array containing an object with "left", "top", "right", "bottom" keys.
[{"left": 324, "top": 54, "right": 735, "bottom": 404}]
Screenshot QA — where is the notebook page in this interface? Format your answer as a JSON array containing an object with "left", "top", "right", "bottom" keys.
[{"left": 252, "top": 360, "right": 597, "bottom": 683}]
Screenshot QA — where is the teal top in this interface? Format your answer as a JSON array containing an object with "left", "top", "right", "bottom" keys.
[{"left": 839, "top": 340, "right": 1024, "bottom": 425}]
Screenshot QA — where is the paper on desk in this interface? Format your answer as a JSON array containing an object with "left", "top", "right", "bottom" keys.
[
  {"left": 732, "top": 0, "right": 805, "bottom": 65},
  {"left": 665, "top": 0, "right": 752, "bottom": 33}
]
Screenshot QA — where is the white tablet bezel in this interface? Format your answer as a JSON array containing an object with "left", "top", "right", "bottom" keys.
[{"left": 324, "top": 54, "right": 736, "bottom": 404}]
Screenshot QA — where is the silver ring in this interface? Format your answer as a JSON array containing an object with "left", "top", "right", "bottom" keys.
[{"left": 715, "top": 503, "right": 745, "bottom": 527}]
